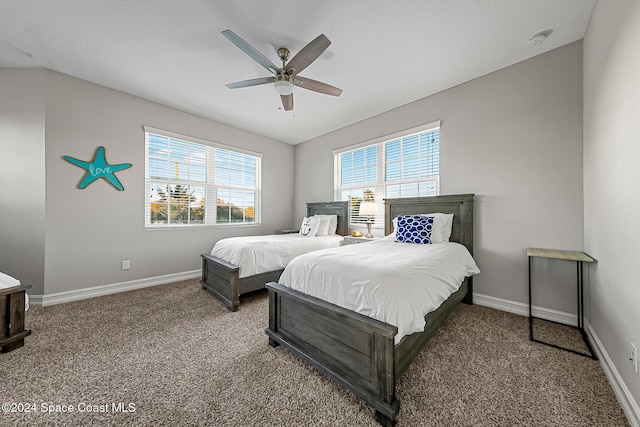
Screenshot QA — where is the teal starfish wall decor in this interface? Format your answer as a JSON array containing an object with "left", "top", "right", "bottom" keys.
[{"left": 63, "top": 146, "right": 132, "bottom": 191}]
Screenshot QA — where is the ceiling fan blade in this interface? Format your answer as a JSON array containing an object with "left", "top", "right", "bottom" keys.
[
  {"left": 226, "top": 76, "right": 275, "bottom": 89},
  {"left": 281, "top": 93, "right": 294, "bottom": 111},
  {"left": 293, "top": 76, "right": 342, "bottom": 97},
  {"left": 222, "top": 29, "right": 279, "bottom": 75},
  {"left": 285, "top": 34, "right": 331, "bottom": 76}
]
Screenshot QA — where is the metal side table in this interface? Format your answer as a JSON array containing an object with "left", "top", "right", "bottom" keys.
[{"left": 527, "top": 248, "right": 596, "bottom": 359}]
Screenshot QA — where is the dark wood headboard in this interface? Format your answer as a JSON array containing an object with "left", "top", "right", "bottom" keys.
[
  {"left": 384, "top": 194, "right": 474, "bottom": 254},
  {"left": 306, "top": 201, "right": 350, "bottom": 236}
]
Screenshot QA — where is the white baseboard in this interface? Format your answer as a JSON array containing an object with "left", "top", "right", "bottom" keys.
[
  {"left": 474, "top": 292, "right": 578, "bottom": 326},
  {"left": 29, "top": 270, "right": 201, "bottom": 306},
  {"left": 585, "top": 321, "right": 640, "bottom": 427},
  {"left": 474, "top": 292, "right": 639, "bottom": 427}
]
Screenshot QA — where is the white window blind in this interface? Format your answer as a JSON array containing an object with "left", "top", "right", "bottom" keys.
[
  {"left": 384, "top": 127, "right": 440, "bottom": 198},
  {"left": 337, "top": 144, "right": 381, "bottom": 225},
  {"left": 144, "top": 127, "right": 261, "bottom": 228},
  {"left": 334, "top": 122, "right": 440, "bottom": 228}
]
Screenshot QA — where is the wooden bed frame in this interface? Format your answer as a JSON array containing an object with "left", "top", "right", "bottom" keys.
[
  {"left": 265, "top": 194, "right": 475, "bottom": 426},
  {"left": 201, "top": 201, "right": 349, "bottom": 312},
  {"left": 0, "top": 284, "right": 31, "bottom": 353}
]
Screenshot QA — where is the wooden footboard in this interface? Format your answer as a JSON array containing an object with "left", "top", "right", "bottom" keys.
[
  {"left": 201, "top": 254, "right": 282, "bottom": 312},
  {"left": 201, "top": 254, "right": 240, "bottom": 311},
  {"left": 266, "top": 281, "right": 400, "bottom": 425},
  {"left": 265, "top": 279, "right": 471, "bottom": 426}
]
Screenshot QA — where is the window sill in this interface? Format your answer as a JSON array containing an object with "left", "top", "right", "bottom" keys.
[{"left": 145, "top": 223, "right": 261, "bottom": 230}]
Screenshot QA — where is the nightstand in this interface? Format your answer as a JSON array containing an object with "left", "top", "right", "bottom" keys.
[
  {"left": 343, "top": 236, "right": 379, "bottom": 245},
  {"left": 277, "top": 229, "right": 299, "bottom": 234},
  {"left": 527, "top": 247, "right": 596, "bottom": 359}
]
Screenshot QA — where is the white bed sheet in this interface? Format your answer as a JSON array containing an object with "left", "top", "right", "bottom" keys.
[
  {"left": 278, "top": 238, "right": 480, "bottom": 344},
  {"left": 211, "top": 234, "right": 344, "bottom": 278}
]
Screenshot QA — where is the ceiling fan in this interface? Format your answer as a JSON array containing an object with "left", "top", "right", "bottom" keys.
[{"left": 222, "top": 29, "right": 343, "bottom": 111}]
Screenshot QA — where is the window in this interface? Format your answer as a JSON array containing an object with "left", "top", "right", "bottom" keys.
[
  {"left": 144, "top": 127, "right": 261, "bottom": 228},
  {"left": 334, "top": 122, "right": 440, "bottom": 227},
  {"left": 338, "top": 144, "right": 378, "bottom": 224}
]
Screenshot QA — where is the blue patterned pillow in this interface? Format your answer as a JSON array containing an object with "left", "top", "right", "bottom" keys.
[{"left": 396, "top": 215, "right": 434, "bottom": 244}]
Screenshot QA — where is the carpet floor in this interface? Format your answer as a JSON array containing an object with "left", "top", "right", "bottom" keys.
[{"left": 0, "top": 279, "right": 629, "bottom": 426}]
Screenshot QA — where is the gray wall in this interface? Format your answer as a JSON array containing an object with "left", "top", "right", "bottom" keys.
[
  {"left": 3, "top": 69, "right": 294, "bottom": 295},
  {"left": 583, "top": 0, "right": 640, "bottom": 411},
  {"left": 0, "top": 69, "right": 47, "bottom": 295},
  {"left": 294, "top": 41, "right": 585, "bottom": 313}
]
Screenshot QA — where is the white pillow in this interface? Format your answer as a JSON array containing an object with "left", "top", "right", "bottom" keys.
[
  {"left": 313, "top": 214, "right": 338, "bottom": 235},
  {"left": 314, "top": 216, "right": 332, "bottom": 236},
  {"left": 390, "top": 213, "right": 454, "bottom": 243},
  {"left": 299, "top": 216, "right": 321, "bottom": 237},
  {"left": 429, "top": 213, "right": 454, "bottom": 242}
]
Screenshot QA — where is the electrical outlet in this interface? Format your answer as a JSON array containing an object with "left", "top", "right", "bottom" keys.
[
  {"left": 121, "top": 260, "right": 131, "bottom": 270},
  {"left": 632, "top": 343, "right": 638, "bottom": 374}
]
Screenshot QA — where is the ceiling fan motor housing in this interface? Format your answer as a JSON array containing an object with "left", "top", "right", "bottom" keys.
[{"left": 277, "top": 47, "right": 291, "bottom": 62}]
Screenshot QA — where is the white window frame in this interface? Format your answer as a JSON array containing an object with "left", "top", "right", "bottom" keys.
[
  {"left": 144, "top": 126, "right": 262, "bottom": 229},
  {"left": 333, "top": 121, "right": 440, "bottom": 229}
]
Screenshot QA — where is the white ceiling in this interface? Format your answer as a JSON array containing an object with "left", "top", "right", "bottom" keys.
[{"left": 0, "top": 0, "right": 595, "bottom": 145}]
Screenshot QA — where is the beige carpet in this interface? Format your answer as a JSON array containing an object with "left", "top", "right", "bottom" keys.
[{"left": 0, "top": 279, "right": 629, "bottom": 426}]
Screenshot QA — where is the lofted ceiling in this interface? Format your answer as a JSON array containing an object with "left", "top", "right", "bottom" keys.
[{"left": 0, "top": 0, "right": 595, "bottom": 145}]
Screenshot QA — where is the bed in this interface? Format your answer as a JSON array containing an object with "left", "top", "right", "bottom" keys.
[
  {"left": 265, "top": 194, "right": 477, "bottom": 426},
  {"left": 201, "top": 201, "right": 349, "bottom": 311}
]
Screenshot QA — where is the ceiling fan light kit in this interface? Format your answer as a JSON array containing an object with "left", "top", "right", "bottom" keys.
[
  {"left": 222, "top": 29, "right": 342, "bottom": 111},
  {"left": 274, "top": 78, "right": 294, "bottom": 96}
]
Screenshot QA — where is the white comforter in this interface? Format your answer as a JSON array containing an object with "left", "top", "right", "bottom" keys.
[
  {"left": 211, "top": 234, "right": 344, "bottom": 278},
  {"left": 0, "top": 271, "right": 21, "bottom": 289},
  {"left": 279, "top": 238, "right": 480, "bottom": 344}
]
